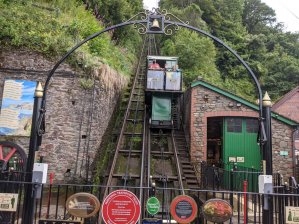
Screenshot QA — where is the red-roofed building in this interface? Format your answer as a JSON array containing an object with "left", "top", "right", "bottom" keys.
[{"left": 273, "top": 86, "right": 299, "bottom": 123}]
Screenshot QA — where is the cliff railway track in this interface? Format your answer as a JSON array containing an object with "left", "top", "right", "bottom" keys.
[{"left": 100, "top": 35, "right": 200, "bottom": 222}]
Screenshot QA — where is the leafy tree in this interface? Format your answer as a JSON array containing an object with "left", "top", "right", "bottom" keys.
[
  {"left": 242, "top": 0, "right": 276, "bottom": 34},
  {"left": 159, "top": 0, "right": 299, "bottom": 102}
]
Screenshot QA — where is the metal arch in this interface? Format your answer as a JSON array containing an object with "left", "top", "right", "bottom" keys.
[{"left": 38, "top": 9, "right": 266, "bottom": 142}]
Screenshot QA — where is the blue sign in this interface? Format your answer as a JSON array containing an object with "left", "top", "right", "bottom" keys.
[
  {"left": 0, "top": 79, "right": 36, "bottom": 136},
  {"left": 142, "top": 219, "right": 162, "bottom": 224}
]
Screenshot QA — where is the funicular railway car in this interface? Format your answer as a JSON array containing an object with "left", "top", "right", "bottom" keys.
[{"left": 145, "top": 55, "right": 183, "bottom": 129}]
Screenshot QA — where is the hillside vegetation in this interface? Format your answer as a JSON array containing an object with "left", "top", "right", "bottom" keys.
[
  {"left": 0, "top": 0, "right": 298, "bottom": 101},
  {"left": 159, "top": 0, "right": 299, "bottom": 101},
  {"left": 0, "top": 0, "right": 143, "bottom": 76}
]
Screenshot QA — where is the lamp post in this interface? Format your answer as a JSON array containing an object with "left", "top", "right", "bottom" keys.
[
  {"left": 22, "top": 82, "right": 43, "bottom": 224},
  {"left": 262, "top": 91, "right": 273, "bottom": 224}
]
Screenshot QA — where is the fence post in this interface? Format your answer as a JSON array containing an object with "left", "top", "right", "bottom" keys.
[
  {"left": 244, "top": 180, "right": 247, "bottom": 224},
  {"left": 22, "top": 82, "right": 43, "bottom": 224},
  {"left": 230, "top": 168, "right": 234, "bottom": 206}
]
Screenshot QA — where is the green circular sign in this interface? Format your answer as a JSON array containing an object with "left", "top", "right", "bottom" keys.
[{"left": 146, "top": 197, "right": 160, "bottom": 215}]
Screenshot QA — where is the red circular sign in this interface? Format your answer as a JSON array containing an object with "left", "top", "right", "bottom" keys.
[
  {"left": 170, "top": 195, "right": 198, "bottom": 224},
  {"left": 101, "top": 189, "right": 141, "bottom": 224}
]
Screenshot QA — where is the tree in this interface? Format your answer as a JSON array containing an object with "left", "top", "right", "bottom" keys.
[{"left": 242, "top": 0, "right": 276, "bottom": 34}]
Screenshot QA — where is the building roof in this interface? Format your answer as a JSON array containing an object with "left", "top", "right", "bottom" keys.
[
  {"left": 191, "top": 80, "right": 298, "bottom": 126},
  {"left": 147, "top": 55, "right": 178, "bottom": 61},
  {"left": 272, "top": 86, "right": 299, "bottom": 123}
]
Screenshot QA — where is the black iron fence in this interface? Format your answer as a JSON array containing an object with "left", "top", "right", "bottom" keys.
[
  {"left": 0, "top": 179, "right": 299, "bottom": 224},
  {"left": 201, "top": 162, "right": 263, "bottom": 192}
]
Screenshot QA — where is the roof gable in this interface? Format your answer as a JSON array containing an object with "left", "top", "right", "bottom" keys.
[
  {"left": 272, "top": 86, "right": 299, "bottom": 123},
  {"left": 191, "top": 80, "right": 298, "bottom": 126}
]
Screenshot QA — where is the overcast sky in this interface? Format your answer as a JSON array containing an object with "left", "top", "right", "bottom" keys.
[{"left": 143, "top": 0, "right": 299, "bottom": 32}]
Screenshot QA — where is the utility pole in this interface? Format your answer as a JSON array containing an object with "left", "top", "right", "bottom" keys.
[{"left": 22, "top": 82, "right": 43, "bottom": 224}]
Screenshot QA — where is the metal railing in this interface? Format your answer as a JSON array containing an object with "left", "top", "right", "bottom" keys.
[
  {"left": 200, "top": 162, "right": 262, "bottom": 192},
  {"left": 1, "top": 179, "right": 299, "bottom": 224}
]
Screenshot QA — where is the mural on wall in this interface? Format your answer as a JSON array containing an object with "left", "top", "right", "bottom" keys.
[{"left": 0, "top": 79, "right": 36, "bottom": 136}]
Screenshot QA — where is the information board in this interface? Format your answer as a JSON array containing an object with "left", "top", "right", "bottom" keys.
[
  {"left": 146, "top": 197, "right": 160, "bottom": 215},
  {"left": 286, "top": 206, "right": 299, "bottom": 223},
  {"left": 66, "top": 193, "right": 100, "bottom": 218},
  {"left": 101, "top": 189, "right": 141, "bottom": 224},
  {"left": 0, "top": 79, "right": 36, "bottom": 136},
  {"left": 202, "top": 199, "right": 233, "bottom": 223},
  {"left": 170, "top": 195, "right": 197, "bottom": 224},
  {"left": 0, "top": 193, "right": 18, "bottom": 212}
]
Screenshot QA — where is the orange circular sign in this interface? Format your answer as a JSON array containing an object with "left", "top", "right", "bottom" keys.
[
  {"left": 170, "top": 195, "right": 198, "bottom": 224},
  {"left": 66, "top": 193, "right": 101, "bottom": 218}
]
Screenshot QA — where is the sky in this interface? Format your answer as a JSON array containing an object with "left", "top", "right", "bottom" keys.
[{"left": 143, "top": 0, "right": 299, "bottom": 32}]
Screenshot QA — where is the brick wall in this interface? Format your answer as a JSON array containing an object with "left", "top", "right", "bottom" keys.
[
  {"left": 0, "top": 48, "right": 128, "bottom": 182},
  {"left": 188, "top": 85, "right": 295, "bottom": 177}
]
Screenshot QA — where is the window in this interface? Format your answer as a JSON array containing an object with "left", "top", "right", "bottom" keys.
[
  {"left": 227, "top": 118, "right": 242, "bottom": 132},
  {"left": 246, "top": 118, "right": 259, "bottom": 133}
]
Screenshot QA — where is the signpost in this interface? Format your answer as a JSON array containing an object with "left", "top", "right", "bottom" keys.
[
  {"left": 101, "top": 189, "right": 141, "bottom": 224},
  {"left": 146, "top": 197, "right": 160, "bottom": 215},
  {"left": 142, "top": 218, "right": 162, "bottom": 224},
  {"left": 0, "top": 193, "right": 18, "bottom": 212},
  {"left": 66, "top": 193, "right": 101, "bottom": 218},
  {"left": 202, "top": 199, "right": 233, "bottom": 223},
  {"left": 170, "top": 195, "right": 197, "bottom": 224}
]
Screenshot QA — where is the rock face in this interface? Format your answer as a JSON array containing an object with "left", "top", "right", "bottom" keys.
[{"left": 0, "top": 48, "right": 128, "bottom": 182}]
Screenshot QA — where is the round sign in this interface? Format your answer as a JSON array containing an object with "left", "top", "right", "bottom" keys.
[
  {"left": 170, "top": 195, "right": 198, "bottom": 224},
  {"left": 101, "top": 189, "right": 141, "bottom": 224},
  {"left": 202, "top": 199, "right": 233, "bottom": 223},
  {"left": 146, "top": 197, "right": 160, "bottom": 215},
  {"left": 66, "top": 193, "right": 101, "bottom": 218}
]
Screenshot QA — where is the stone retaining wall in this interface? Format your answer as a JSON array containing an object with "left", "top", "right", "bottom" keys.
[{"left": 0, "top": 48, "right": 128, "bottom": 182}]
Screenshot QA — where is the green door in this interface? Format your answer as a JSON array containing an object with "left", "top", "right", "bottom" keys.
[
  {"left": 223, "top": 117, "right": 261, "bottom": 191},
  {"left": 223, "top": 117, "right": 261, "bottom": 170}
]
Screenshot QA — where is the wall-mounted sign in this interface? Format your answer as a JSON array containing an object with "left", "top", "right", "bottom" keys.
[
  {"left": 39, "top": 220, "right": 81, "bottom": 224},
  {"left": 66, "top": 193, "right": 100, "bottom": 218},
  {"left": 170, "top": 195, "right": 197, "bottom": 224},
  {"left": 237, "top": 157, "right": 244, "bottom": 163},
  {"left": 0, "top": 193, "right": 18, "bottom": 211},
  {"left": 0, "top": 79, "right": 36, "bottom": 136},
  {"left": 286, "top": 206, "right": 299, "bottom": 223},
  {"left": 280, "top": 151, "right": 288, "bottom": 156},
  {"left": 146, "top": 197, "right": 160, "bottom": 215},
  {"left": 101, "top": 189, "right": 141, "bottom": 224},
  {"left": 202, "top": 199, "right": 233, "bottom": 223},
  {"left": 228, "top": 157, "right": 236, "bottom": 162},
  {"left": 142, "top": 218, "right": 162, "bottom": 224}
]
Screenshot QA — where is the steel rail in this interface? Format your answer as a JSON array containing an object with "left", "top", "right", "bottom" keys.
[
  {"left": 101, "top": 36, "right": 148, "bottom": 202},
  {"left": 138, "top": 105, "right": 147, "bottom": 223},
  {"left": 123, "top": 73, "right": 144, "bottom": 186},
  {"left": 171, "top": 130, "right": 185, "bottom": 195}
]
